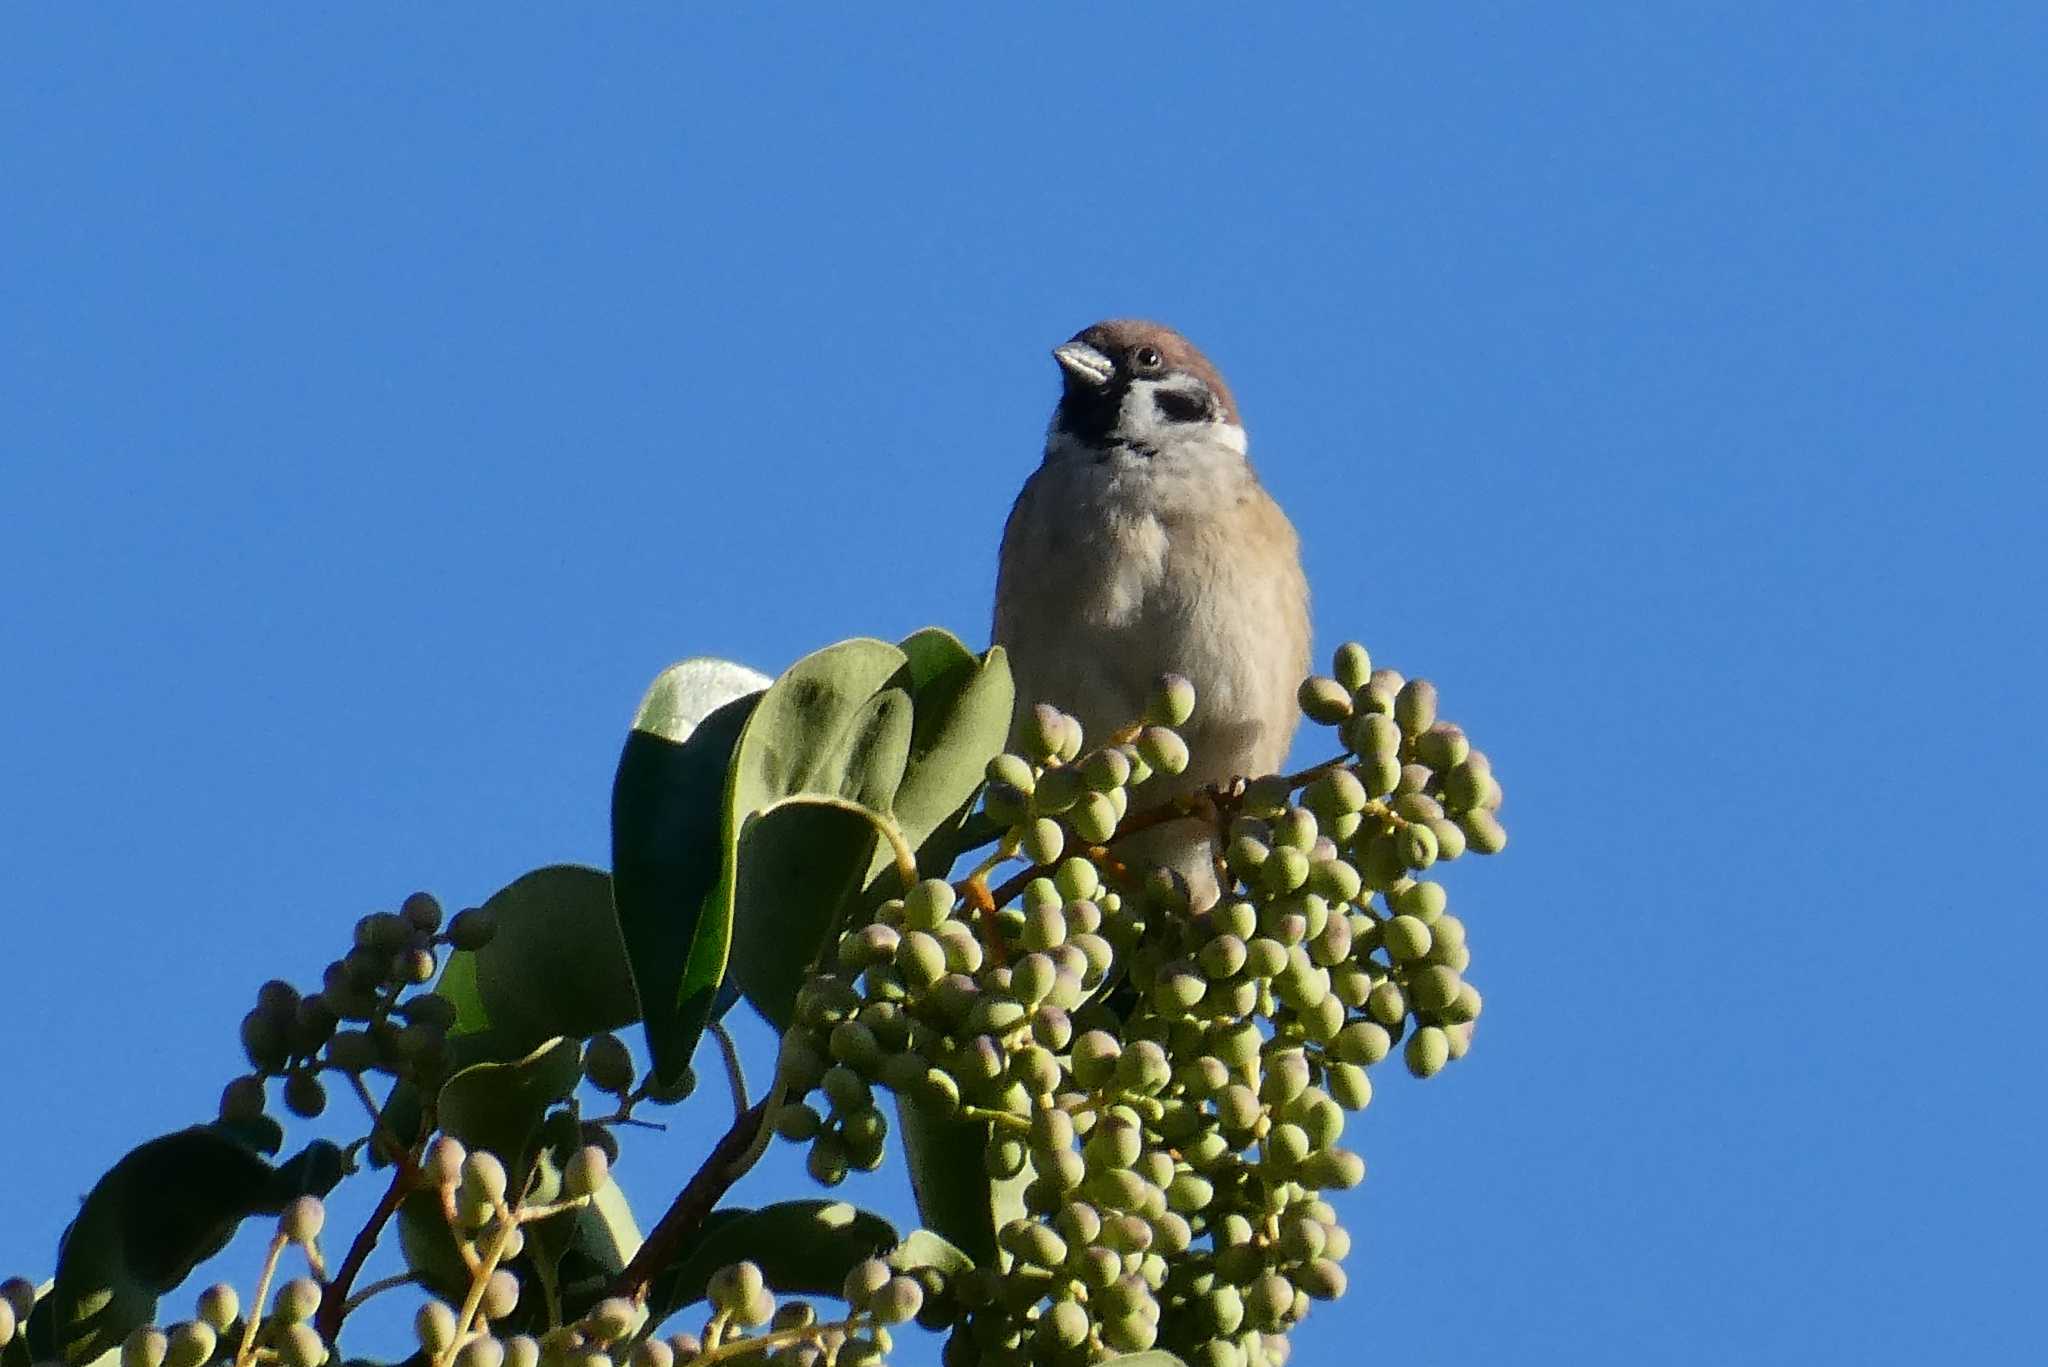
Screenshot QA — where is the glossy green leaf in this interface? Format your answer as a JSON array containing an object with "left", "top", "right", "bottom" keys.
[
  {"left": 889, "top": 634, "right": 1014, "bottom": 854},
  {"left": 646, "top": 1201, "right": 896, "bottom": 1316},
  {"left": 47, "top": 1129, "right": 341, "bottom": 1364},
  {"left": 726, "top": 799, "right": 885, "bottom": 1030},
  {"left": 717, "top": 639, "right": 920, "bottom": 1029},
  {"left": 612, "top": 669, "right": 761, "bottom": 1088},
  {"left": 395, "top": 1191, "right": 470, "bottom": 1302},
  {"left": 732, "top": 639, "right": 907, "bottom": 804},
  {"left": 885, "top": 1229, "right": 974, "bottom": 1278},
  {"left": 438, "top": 865, "right": 636, "bottom": 1061},
  {"left": 896, "top": 1099, "right": 1023, "bottom": 1270},
  {"left": 524, "top": 1175, "right": 643, "bottom": 1326},
  {"left": 436, "top": 1037, "right": 583, "bottom": 1167}
]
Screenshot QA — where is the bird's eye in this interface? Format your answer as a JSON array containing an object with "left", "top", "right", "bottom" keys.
[{"left": 1133, "top": 346, "right": 1164, "bottom": 373}]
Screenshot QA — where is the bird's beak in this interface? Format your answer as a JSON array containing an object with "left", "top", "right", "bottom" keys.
[{"left": 1052, "top": 341, "right": 1116, "bottom": 389}]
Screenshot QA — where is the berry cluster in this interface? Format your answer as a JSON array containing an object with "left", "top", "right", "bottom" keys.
[
  {"left": 766, "top": 642, "right": 1507, "bottom": 1366},
  {"left": 225, "top": 894, "right": 498, "bottom": 1128}
]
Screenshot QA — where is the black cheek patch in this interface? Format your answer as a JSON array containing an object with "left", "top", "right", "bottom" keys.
[
  {"left": 1055, "top": 383, "right": 1124, "bottom": 445},
  {"left": 1153, "top": 388, "right": 1213, "bottom": 424}
]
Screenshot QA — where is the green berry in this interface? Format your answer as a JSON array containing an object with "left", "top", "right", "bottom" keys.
[
  {"left": 195, "top": 1282, "right": 238, "bottom": 1332},
  {"left": 165, "top": 1322, "right": 215, "bottom": 1367},
  {"left": 1022, "top": 817, "right": 1065, "bottom": 865},
  {"left": 903, "top": 878, "right": 957, "bottom": 929},
  {"left": 583, "top": 1033, "right": 635, "bottom": 1094},
  {"left": 1302, "top": 1147, "right": 1367, "bottom": 1189},
  {"left": 1461, "top": 808, "right": 1509, "bottom": 854},
  {"left": 1328, "top": 1062, "right": 1373, "bottom": 1110},
  {"left": 894, "top": 930, "right": 947, "bottom": 989},
  {"left": 1071, "top": 792, "right": 1118, "bottom": 843},
  {"left": 1298, "top": 1257, "right": 1348, "bottom": 1301},
  {"left": 1405, "top": 1026, "right": 1451, "bottom": 1077},
  {"left": 122, "top": 1328, "right": 169, "bottom": 1367},
  {"left": 280, "top": 1195, "right": 324, "bottom": 1244},
  {"left": 1080, "top": 746, "right": 1131, "bottom": 792},
  {"left": 1384, "top": 914, "right": 1433, "bottom": 962},
  {"left": 564, "top": 1144, "right": 611, "bottom": 1199},
  {"left": 480, "top": 1269, "right": 520, "bottom": 1321},
  {"left": 1393, "top": 678, "right": 1438, "bottom": 736},
  {"left": 1410, "top": 964, "right": 1463, "bottom": 1014},
  {"left": 273, "top": 1278, "right": 322, "bottom": 1323},
  {"left": 869, "top": 1276, "right": 924, "bottom": 1325},
  {"left": 1399, "top": 822, "right": 1440, "bottom": 869},
  {"left": 1333, "top": 1020, "right": 1392, "bottom": 1066},
  {"left": 415, "top": 1302, "right": 458, "bottom": 1356},
  {"left": 1297, "top": 676, "right": 1352, "bottom": 725},
  {"left": 1305, "top": 768, "right": 1367, "bottom": 820},
  {"left": 1393, "top": 879, "right": 1447, "bottom": 922},
  {"left": 1260, "top": 846, "right": 1310, "bottom": 894},
  {"left": 1331, "top": 642, "right": 1372, "bottom": 692},
  {"left": 986, "top": 753, "right": 1036, "bottom": 795},
  {"left": 446, "top": 907, "right": 497, "bottom": 951},
  {"left": 1072, "top": 1030, "right": 1122, "bottom": 1087},
  {"left": 1341, "top": 711, "right": 1401, "bottom": 762},
  {"left": 1146, "top": 674, "right": 1197, "bottom": 727},
  {"left": 1052, "top": 855, "right": 1100, "bottom": 903}
]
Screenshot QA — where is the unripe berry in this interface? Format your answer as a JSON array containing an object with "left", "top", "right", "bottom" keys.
[
  {"left": 1297, "top": 676, "right": 1352, "bottom": 725},
  {"left": 1145, "top": 674, "right": 1197, "bottom": 728},
  {"left": 274, "top": 1278, "right": 322, "bottom": 1323},
  {"left": 165, "top": 1321, "right": 215, "bottom": 1367},
  {"left": 414, "top": 1301, "right": 458, "bottom": 1355},
  {"left": 1383, "top": 914, "right": 1433, "bottom": 962},
  {"left": 446, "top": 907, "right": 497, "bottom": 951},
  {"left": 1331, "top": 642, "right": 1372, "bottom": 692},
  {"left": 1406, "top": 1025, "right": 1451, "bottom": 1078},
  {"left": 195, "top": 1282, "right": 238, "bottom": 1332},
  {"left": 583, "top": 1034, "right": 635, "bottom": 1094},
  {"left": 280, "top": 1195, "right": 324, "bottom": 1244},
  {"left": 122, "top": 1328, "right": 168, "bottom": 1367}
]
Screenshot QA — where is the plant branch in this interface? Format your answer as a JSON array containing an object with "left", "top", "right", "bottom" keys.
[
  {"left": 316, "top": 1160, "right": 415, "bottom": 1341},
  {"left": 607, "top": 1097, "right": 773, "bottom": 1301}
]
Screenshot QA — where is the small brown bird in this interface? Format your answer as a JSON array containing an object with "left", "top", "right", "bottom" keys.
[{"left": 994, "top": 320, "right": 1312, "bottom": 901}]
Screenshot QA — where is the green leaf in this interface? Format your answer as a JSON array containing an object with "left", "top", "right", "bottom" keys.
[
  {"left": 646, "top": 1201, "right": 896, "bottom": 1317},
  {"left": 395, "top": 1192, "right": 470, "bottom": 1303},
  {"left": 436, "top": 1037, "right": 583, "bottom": 1167},
  {"left": 612, "top": 662, "right": 765, "bottom": 1087},
  {"left": 726, "top": 799, "right": 884, "bottom": 1031},
  {"left": 733, "top": 639, "right": 907, "bottom": 803},
  {"left": 439, "top": 865, "right": 637, "bottom": 1061},
  {"left": 715, "top": 638, "right": 921, "bottom": 1030},
  {"left": 895, "top": 1098, "right": 1020, "bottom": 1270},
  {"left": 889, "top": 635, "right": 1014, "bottom": 854},
  {"left": 624, "top": 658, "right": 773, "bottom": 744},
  {"left": 524, "top": 1175, "right": 643, "bottom": 1325},
  {"left": 47, "top": 1129, "right": 340, "bottom": 1364},
  {"left": 885, "top": 1229, "right": 974, "bottom": 1278}
]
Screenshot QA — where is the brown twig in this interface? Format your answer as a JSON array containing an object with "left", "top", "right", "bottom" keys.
[
  {"left": 609, "top": 1098, "right": 773, "bottom": 1301},
  {"left": 317, "top": 1161, "right": 415, "bottom": 1340}
]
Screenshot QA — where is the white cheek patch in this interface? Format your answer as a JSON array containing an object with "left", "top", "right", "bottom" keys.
[{"left": 1119, "top": 379, "right": 1246, "bottom": 455}]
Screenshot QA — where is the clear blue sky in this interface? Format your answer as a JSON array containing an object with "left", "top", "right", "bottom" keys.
[{"left": 3, "top": 6, "right": 2041, "bottom": 1364}]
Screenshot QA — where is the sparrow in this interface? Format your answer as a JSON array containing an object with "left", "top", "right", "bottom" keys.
[{"left": 993, "top": 319, "right": 1312, "bottom": 902}]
